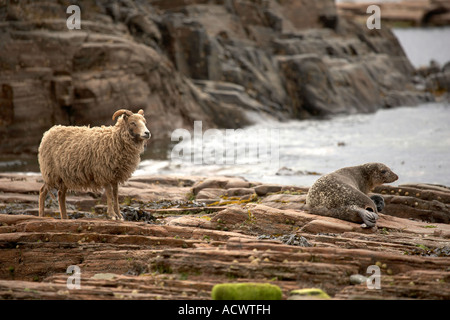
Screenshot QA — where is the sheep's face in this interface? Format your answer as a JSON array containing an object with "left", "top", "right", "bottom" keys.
[
  {"left": 113, "top": 109, "right": 151, "bottom": 142},
  {"left": 127, "top": 113, "right": 151, "bottom": 141}
]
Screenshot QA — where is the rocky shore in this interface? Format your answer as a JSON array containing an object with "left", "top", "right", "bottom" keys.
[
  {"left": 0, "top": 0, "right": 435, "bottom": 157},
  {"left": 0, "top": 0, "right": 449, "bottom": 301},
  {"left": 0, "top": 173, "right": 449, "bottom": 300}
]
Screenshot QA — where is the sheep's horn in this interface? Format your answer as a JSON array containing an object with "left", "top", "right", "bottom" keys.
[{"left": 112, "top": 109, "right": 133, "bottom": 121}]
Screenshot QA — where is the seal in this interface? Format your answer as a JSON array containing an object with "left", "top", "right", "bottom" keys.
[{"left": 306, "top": 163, "right": 398, "bottom": 228}]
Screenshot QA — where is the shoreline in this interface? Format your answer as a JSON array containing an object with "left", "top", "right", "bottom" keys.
[{"left": 3, "top": 102, "right": 450, "bottom": 187}]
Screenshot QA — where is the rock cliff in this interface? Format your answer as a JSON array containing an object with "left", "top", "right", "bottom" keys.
[{"left": 0, "top": 0, "right": 433, "bottom": 156}]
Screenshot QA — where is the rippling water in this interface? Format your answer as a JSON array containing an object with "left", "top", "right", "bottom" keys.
[{"left": 137, "top": 103, "right": 450, "bottom": 187}]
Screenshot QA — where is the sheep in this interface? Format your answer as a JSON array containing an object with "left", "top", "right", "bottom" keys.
[{"left": 38, "top": 109, "right": 151, "bottom": 219}]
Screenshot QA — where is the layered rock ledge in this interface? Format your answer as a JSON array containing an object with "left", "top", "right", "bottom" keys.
[{"left": 0, "top": 173, "right": 449, "bottom": 300}]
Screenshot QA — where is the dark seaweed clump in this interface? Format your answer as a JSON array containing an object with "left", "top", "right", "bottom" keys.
[
  {"left": 258, "top": 234, "right": 312, "bottom": 247},
  {"left": 412, "top": 246, "right": 450, "bottom": 257},
  {"left": 142, "top": 199, "right": 206, "bottom": 210},
  {"left": 122, "top": 206, "right": 156, "bottom": 223}
]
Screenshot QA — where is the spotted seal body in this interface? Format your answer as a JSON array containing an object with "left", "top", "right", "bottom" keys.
[{"left": 306, "top": 163, "right": 398, "bottom": 228}]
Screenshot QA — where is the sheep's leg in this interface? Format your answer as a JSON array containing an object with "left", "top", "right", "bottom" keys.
[
  {"left": 112, "top": 183, "right": 123, "bottom": 220},
  {"left": 39, "top": 185, "right": 48, "bottom": 217},
  {"left": 104, "top": 184, "right": 115, "bottom": 219},
  {"left": 58, "top": 185, "right": 68, "bottom": 219}
]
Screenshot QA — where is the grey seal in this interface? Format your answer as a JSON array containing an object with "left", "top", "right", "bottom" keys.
[{"left": 306, "top": 163, "right": 398, "bottom": 228}]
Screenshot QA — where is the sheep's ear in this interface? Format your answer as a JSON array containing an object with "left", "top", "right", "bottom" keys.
[
  {"left": 112, "top": 109, "right": 133, "bottom": 121},
  {"left": 138, "top": 109, "right": 144, "bottom": 116}
]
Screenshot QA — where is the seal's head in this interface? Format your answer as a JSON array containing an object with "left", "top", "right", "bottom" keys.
[{"left": 364, "top": 162, "right": 398, "bottom": 187}]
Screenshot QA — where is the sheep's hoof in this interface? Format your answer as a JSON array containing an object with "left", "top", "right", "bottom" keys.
[
  {"left": 107, "top": 212, "right": 123, "bottom": 221},
  {"left": 117, "top": 212, "right": 124, "bottom": 221}
]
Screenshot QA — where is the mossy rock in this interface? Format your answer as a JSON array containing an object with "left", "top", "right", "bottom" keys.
[
  {"left": 211, "top": 283, "right": 282, "bottom": 300},
  {"left": 289, "top": 288, "right": 330, "bottom": 300},
  {"left": 90, "top": 273, "right": 116, "bottom": 280}
]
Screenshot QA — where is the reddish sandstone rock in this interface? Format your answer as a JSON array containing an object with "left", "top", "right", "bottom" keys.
[{"left": 0, "top": 173, "right": 449, "bottom": 300}]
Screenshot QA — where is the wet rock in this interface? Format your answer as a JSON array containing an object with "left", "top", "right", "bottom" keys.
[
  {"left": 192, "top": 177, "right": 250, "bottom": 195},
  {"left": 196, "top": 188, "right": 227, "bottom": 200},
  {"left": 225, "top": 188, "right": 256, "bottom": 197},
  {"left": 260, "top": 193, "right": 307, "bottom": 210},
  {"left": 276, "top": 167, "right": 322, "bottom": 177},
  {"left": 254, "top": 184, "right": 283, "bottom": 196},
  {"left": 301, "top": 219, "right": 356, "bottom": 234},
  {"left": 373, "top": 184, "right": 450, "bottom": 223},
  {"left": 281, "top": 186, "right": 310, "bottom": 193},
  {"left": 349, "top": 274, "right": 367, "bottom": 285},
  {"left": 426, "top": 69, "right": 450, "bottom": 94}
]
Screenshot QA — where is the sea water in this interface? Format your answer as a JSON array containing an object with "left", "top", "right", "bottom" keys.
[{"left": 136, "top": 102, "right": 450, "bottom": 187}]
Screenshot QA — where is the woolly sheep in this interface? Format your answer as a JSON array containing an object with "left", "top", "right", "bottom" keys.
[{"left": 38, "top": 109, "right": 151, "bottom": 219}]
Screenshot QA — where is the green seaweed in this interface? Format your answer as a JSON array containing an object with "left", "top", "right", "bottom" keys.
[
  {"left": 416, "top": 244, "right": 430, "bottom": 251},
  {"left": 289, "top": 288, "right": 330, "bottom": 299},
  {"left": 211, "top": 282, "right": 282, "bottom": 300}
]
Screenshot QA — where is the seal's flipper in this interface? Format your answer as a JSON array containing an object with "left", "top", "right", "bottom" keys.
[
  {"left": 370, "top": 195, "right": 385, "bottom": 212},
  {"left": 356, "top": 208, "right": 379, "bottom": 227}
]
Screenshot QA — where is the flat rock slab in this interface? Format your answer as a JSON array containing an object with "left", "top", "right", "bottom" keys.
[{"left": 0, "top": 174, "right": 449, "bottom": 300}]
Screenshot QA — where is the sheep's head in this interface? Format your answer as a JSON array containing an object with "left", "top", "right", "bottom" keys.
[{"left": 113, "top": 109, "right": 151, "bottom": 141}]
